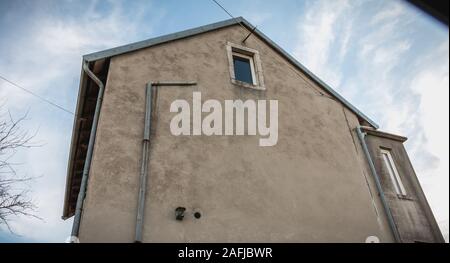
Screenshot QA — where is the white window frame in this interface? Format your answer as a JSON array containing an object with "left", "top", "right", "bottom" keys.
[
  {"left": 226, "top": 42, "right": 265, "bottom": 90},
  {"left": 380, "top": 149, "right": 407, "bottom": 197},
  {"left": 232, "top": 52, "right": 257, "bottom": 85}
]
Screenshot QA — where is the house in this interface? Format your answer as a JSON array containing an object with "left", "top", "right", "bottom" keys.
[{"left": 62, "top": 17, "right": 444, "bottom": 243}]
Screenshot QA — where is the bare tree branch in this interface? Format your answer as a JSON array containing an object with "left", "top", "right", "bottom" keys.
[{"left": 0, "top": 107, "right": 41, "bottom": 234}]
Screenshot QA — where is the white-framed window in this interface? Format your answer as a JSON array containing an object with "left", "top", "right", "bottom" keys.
[
  {"left": 232, "top": 52, "right": 257, "bottom": 85},
  {"left": 380, "top": 149, "right": 407, "bottom": 197},
  {"left": 226, "top": 42, "right": 265, "bottom": 90}
]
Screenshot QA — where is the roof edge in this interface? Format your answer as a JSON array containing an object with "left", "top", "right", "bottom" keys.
[
  {"left": 83, "top": 17, "right": 240, "bottom": 62},
  {"left": 361, "top": 127, "right": 408, "bottom": 142},
  {"left": 82, "top": 16, "right": 378, "bottom": 128},
  {"left": 62, "top": 62, "right": 88, "bottom": 219}
]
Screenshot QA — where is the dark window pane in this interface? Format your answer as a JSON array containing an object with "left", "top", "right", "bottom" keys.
[{"left": 233, "top": 56, "right": 253, "bottom": 84}]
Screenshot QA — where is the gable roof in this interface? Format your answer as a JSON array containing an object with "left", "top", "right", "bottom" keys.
[
  {"left": 82, "top": 17, "right": 378, "bottom": 128},
  {"left": 64, "top": 17, "right": 379, "bottom": 219}
]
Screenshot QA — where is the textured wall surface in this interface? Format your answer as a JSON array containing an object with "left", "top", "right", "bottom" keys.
[
  {"left": 365, "top": 133, "right": 444, "bottom": 243},
  {"left": 78, "top": 24, "right": 394, "bottom": 242}
]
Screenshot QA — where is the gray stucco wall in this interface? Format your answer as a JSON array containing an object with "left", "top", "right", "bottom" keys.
[
  {"left": 78, "top": 24, "right": 393, "bottom": 242},
  {"left": 365, "top": 132, "right": 444, "bottom": 243}
]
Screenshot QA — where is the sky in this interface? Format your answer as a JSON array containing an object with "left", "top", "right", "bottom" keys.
[{"left": 0, "top": 0, "right": 448, "bottom": 242}]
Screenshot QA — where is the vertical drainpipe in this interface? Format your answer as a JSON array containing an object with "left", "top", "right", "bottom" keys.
[
  {"left": 69, "top": 60, "right": 105, "bottom": 242},
  {"left": 134, "top": 81, "right": 196, "bottom": 243},
  {"left": 355, "top": 126, "right": 401, "bottom": 243},
  {"left": 135, "top": 83, "right": 153, "bottom": 243}
]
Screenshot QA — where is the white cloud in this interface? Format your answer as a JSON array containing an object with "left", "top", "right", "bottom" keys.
[
  {"left": 338, "top": 20, "right": 352, "bottom": 61},
  {"left": 0, "top": 0, "right": 163, "bottom": 112},
  {"left": 372, "top": 40, "right": 411, "bottom": 65},
  {"left": 294, "top": 0, "right": 353, "bottom": 88},
  {"left": 292, "top": 0, "right": 449, "bottom": 239},
  {"left": 245, "top": 12, "right": 272, "bottom": 25},
  {"left": 407, "top": 42, "right": 449, "bottom": 226},
  {"left": 370, "top": 1, "right": 406, "bottom": 25}
]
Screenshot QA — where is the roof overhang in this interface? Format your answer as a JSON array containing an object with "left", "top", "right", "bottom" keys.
[
  {"left": 62, "top": 59, "right": 108, "bottom": 219},
  {"left": 361, "top": 127, "right": 408, "bottom": 142}
]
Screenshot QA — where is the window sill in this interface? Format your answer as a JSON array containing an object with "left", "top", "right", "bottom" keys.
[{"left": 231, "top": 79, "right": 265, "bottom": 91}]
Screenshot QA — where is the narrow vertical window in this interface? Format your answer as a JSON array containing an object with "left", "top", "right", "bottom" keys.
[{"left": 380, "top": 149, "right": 407, "bottom": 197}]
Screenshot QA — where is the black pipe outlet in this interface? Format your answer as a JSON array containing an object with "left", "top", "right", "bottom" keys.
[{"left": 175, "top": 207, "right": 186, "bottom": 221}]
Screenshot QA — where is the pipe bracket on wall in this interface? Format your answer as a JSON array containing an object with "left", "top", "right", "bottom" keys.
[{"left": 134, "top": 81, "right": 196, "bottom": 243}]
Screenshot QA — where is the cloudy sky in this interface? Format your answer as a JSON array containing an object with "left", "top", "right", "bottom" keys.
[{"left": 0, "top": 0, "right": 448, "bottom": 242}]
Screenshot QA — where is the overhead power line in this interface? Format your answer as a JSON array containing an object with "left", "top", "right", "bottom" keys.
[
  {"left": 0, "top": 75, "right": 75, "bottom": 115},
  {"left": 211, "top": 0, "right": 251, "bottom": 34},
  {"left": 1, "top": 2, "right": 247, "bottom": 117}
]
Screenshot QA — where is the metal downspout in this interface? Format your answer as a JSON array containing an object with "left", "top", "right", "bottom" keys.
[
  {"left": 70, "top": 60, "right": 105, "bottom": 242},
  {"left": 355, "top": 126, "right": 401, "bottom": 243},
  {"left": 134, "top": 81, "right": 196, "bottom": 243},
  {"left": 135, "top": 83, "right": 153, "bottom": 243}
]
